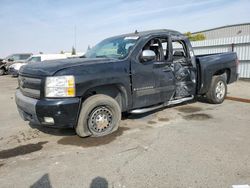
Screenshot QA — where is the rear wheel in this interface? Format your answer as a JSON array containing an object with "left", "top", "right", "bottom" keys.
[
  {"left": 206, "top": 75, "right": 227, "bottom": 104},
  {"left": 76, "top": 94, "right": 121, "bottom": 137}
]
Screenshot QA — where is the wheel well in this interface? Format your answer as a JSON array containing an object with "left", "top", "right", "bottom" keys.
[
  {"left": 0, "top": 66, "right": 6, "bottom": 71},
  {"left": 82, "top": 84, "right": 128, "bottom": 111},
  {"left": 213, "top": 68, "right": 230, "bottom": 83}
]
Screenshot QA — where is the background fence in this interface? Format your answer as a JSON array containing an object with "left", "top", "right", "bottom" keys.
[{"left": 191, "top": 35, "right": 250, "bottom": 78}]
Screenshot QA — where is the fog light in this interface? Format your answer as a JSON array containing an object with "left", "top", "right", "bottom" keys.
[{"left": 44, "top": 117, "right": 54, "bottom": 124}]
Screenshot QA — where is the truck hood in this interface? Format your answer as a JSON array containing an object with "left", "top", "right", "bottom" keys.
[{"left": 19, "top": 57, "right": 117, "bottom": 76}]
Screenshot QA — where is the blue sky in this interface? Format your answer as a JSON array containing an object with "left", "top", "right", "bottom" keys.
[{"left": 0, "top": 0, "right": 249, "bottom": 57}]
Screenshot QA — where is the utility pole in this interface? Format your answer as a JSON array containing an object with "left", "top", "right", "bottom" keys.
[{"left": 74, "top": 25, "right": 77, "bottom": 52}]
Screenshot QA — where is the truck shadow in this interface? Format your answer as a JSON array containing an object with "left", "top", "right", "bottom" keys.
[
  {"left": 28, "top": 99, "right": 204, "bottom": 137},
  {"left": 196, "top": 96, "right": 209, "bottom": 103},
  {"left": 57, "top": 127, "right": 129, "bottom": 148},
  {"left": 29, "top": 123, "right": 76, "bottom": 136}
]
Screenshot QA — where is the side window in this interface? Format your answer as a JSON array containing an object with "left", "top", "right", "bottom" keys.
[
  {"left": 140, "top": 37, "right": 168, "bottom": 63},
  {"left": 28, "top": 57, "right": 41, "bottom": 63},
  {"left": 160, "top": 39, "right": 169, "bottom": 61},
  {"left": 162, "top": 42, "right": 168, "bottom": 56},
  {"left": 172, "top": 40, "right": 187, "bottom": 60}
]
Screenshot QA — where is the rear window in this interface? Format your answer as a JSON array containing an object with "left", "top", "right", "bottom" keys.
[{"left": 172, "top": 41, "right": 187, "bottom": 56}]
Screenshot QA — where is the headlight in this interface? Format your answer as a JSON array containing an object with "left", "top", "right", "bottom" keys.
[{"left": 45, "top": 75, "right": 75, "bottom": 98}]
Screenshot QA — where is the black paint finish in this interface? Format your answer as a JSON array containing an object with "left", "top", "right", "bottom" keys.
[{"left": 17, "top": 29, "right": 238, "bottom": 128}]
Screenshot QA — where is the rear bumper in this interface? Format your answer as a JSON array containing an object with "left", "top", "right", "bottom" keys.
[{"left": 15, "top": 89, "right": 80, "bottom": 128}]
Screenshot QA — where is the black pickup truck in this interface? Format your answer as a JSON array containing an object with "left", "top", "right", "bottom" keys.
[{"left": 15, "top": 29, "right": 239, "bottom": 137}]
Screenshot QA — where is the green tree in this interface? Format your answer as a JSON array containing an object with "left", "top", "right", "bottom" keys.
[{"left": 184, "top": 32, "right": 206, "bottom": 41}]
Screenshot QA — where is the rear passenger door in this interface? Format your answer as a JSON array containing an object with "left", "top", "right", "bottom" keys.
[{"left": 171, "top": 38, "right": 197, "bottom": 96}]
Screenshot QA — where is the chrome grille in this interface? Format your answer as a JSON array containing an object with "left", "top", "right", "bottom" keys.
[{"left": 18, "top": 76, "right": 42, "bottom": 99}]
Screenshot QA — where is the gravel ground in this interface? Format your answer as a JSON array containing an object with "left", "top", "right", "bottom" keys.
[{"left": 0, "top": 76, "right": 249, "bottom": 188}]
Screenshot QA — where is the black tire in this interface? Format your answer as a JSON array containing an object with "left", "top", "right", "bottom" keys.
[
  {"left": 206, "top": 75, "right": 227, "bottom": 104},
  {"left": 0, "top": 68, "right": 5, "bottom": 76},
  {"left": 76, "top": 94, "right": 121, "bottom": 137}
]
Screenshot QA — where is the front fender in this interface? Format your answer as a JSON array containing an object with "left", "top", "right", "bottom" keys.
[{"left": 78, "top": 82, "right": 131, "bottom": 112}]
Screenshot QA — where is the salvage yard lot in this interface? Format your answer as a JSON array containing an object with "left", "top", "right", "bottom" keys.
[{"left": 0, "top": 76, "right": 250, "bottom": 188}]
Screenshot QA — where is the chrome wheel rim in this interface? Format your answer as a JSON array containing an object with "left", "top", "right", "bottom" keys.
[
  {"left": 215, "top": 81, "right": 225, "bottom": 100},
  {"left": 88, "top": 106, "right": 113, "bottom": 134}
]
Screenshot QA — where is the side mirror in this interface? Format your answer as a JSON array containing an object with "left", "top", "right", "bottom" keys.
[
  {"left": 141, "top": 50, "right": 156, "bottom": 62},
  {"left": 173, "top": 51, "right": 185, "bottom": 57}
]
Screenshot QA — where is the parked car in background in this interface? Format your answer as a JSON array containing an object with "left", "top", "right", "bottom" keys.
[
  {"left": 8, "top": 54, "right": 68, "bottom": 77},
  {"left": 0, "top": 53, "right": 32, "bottom": 75},
  {"left": 0, "top": 59, "right": 4, "bottom": 74}
]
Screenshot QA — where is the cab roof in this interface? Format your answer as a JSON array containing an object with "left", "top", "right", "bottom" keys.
[{"left": 112, "top": 29, "right": 184, "bottom": 39}]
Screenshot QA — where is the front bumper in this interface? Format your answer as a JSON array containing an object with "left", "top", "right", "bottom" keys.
[{"left": 15, "top": 89, "right": 80, "bottom": 128}]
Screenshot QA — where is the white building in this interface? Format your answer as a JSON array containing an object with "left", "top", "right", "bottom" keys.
[
  {"left": 192, "top": 23, "right": 250, "bottom": 39},
  {"left": 191, "top": 23, "right": 250, "bottom": 78}
]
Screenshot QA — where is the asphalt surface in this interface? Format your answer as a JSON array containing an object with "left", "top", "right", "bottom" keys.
[{"left": 0, "top": 76, "right": 249, "bottom": 188}]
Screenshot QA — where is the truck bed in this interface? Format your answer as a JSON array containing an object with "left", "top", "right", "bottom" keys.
[{"left": 195, "top": 52, "right": 238, "bottom": 94}]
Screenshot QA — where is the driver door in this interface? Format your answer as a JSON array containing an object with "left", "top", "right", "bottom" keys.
[{"left": 131, "top": 37, "right": 175, "bottom": 109}]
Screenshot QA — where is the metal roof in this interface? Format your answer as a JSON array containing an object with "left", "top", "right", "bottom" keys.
[
  {"left": 111, "top": 29, "right": 183, "bottom": 39},
  {"left": 192, "top": 23, "right": 250, "bottom": 34}
]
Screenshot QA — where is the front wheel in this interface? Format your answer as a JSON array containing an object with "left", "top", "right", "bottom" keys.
[
  {"left": 76, "top": 94, "right": 121, "bottom": 137},
  {"left": 206, "top": 75, "right": 227, "bottom": 104}
]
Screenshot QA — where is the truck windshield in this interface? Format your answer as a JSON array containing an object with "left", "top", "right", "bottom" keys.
[{"left": 84, "top": 36, "right": 139, "bottom": 59}]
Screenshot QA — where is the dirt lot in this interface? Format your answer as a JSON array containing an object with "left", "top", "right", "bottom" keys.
[{"left": 0, "top": 76, "right": 249, "bottom": 188}]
